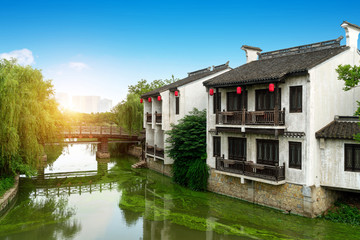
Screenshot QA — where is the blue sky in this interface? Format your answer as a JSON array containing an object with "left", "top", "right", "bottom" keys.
[{"left": 0, "top": 0, "right": 359, "bottom": 105}]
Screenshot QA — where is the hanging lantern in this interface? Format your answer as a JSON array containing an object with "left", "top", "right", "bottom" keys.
[
  {"left": 140, "top": 98, "right": 143, "bottom": 103},
  {"left": 157, "top": 96, "right": 161, "bottom": 101},
  {"left": 209, "top": 89, "right": 214, "bottom": 96},
  {"left": 174, "top": 90, "right": 179, "bottom": 97},
  {"left": 148, "top": 97, "right": 152, "bottom": 102},
  {"left": 269, "top": 83, "right": 275, "bottom": 92},
  {"left": 237, "top": 86, "right": 242, "bottom": 94}
]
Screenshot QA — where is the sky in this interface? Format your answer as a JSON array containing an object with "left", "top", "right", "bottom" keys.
[{"left": 0, "top": 0, "right": 359, "bottom": 106}]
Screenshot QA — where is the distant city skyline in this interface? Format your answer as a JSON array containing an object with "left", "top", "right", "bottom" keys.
[
  {"left": 0, "top": 1, "right": 359, "bottom": 105},
  {"left": 55, "top": 92, "right": 113, "bottom": 113}
]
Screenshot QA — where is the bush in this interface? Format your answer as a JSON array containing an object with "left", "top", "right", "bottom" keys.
[
  {"left": 166, "top": 109, "right": 208, "bottom": 191},
  {"left": 323, "top": 201, "right": 360, "bottom": 226},
  {"left": 0, "top": 176, "right": 15, "bottom": 196}
]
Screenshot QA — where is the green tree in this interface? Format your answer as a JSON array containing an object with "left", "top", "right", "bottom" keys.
[
  {"left": 337, "top": 64, "right": 360, "bottom": 141},
  {"left": 0, "top": 59, "right": 63, "bottom": 176},
  {"left": 166, "top": 108, "right": 209, "bottom": 191},
  {"left": 113, "top": 76, "right": 178, "bottom": 135}
]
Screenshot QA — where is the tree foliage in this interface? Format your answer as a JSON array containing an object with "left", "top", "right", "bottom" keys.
[
  {"left": 337, "top": 64, "right": 360, "bottom": 141},
  {"left": 166, "top": 109, "right": 209, "bottom": 191},
  {"left": 113, "top": 76, "right": 178, "bottom": 135},
  {"left": 0, "top": 59, "right": 63, "bottom": 176}
]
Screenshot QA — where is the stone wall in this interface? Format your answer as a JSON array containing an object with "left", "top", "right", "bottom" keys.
[
  {"left": 208, "top": 169, "right": 338, "bottom": 217},
  {"left": 0, "top": 175, "right": 19, "bottom": 213},
  {"left": 128, "top": 145, "right": 143, "bottom": 159},
  {"left": 147, "top": 157, "right": 172, "bottom": 177}
]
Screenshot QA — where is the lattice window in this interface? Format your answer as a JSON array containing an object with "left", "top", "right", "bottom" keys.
[
  {"left": 290, "top": 86, "right": 302, "bottom": 113},
  {"left": 257, "top": 139, "right": 279, "bottom": 165},
  {"left": 213, "top": 136, "right": 221, "bottom": 157},
  {"left": 289, "top": 142, "right": 302, "bottom": 169},
  {"left": 228, "top": 137, "right": 246, "bottom": 161},
  {"left": 345, "top": 144, "right": 360, "bottom": 172}
]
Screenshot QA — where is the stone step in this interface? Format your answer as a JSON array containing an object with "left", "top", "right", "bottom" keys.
[{"left": 131, "top": 160, "right": 147, "bottom": 169}]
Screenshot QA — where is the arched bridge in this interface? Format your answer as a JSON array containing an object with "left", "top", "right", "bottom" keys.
[{"left": 63, "top": 125, "right": 140, "bottom": 158}]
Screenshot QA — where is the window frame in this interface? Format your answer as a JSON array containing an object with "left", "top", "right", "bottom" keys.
[
  {"left": 289, "top": 141, "right": 302, "bottom": 169},
  {"left": 256, "top": 139, "right": 279, "bottom": 166},
  {"left": 175, "top": 97, "right": 179, "bottom": 115},
  {"left": 213, "top": 92, "right": 221, "bottom": 114},
  {"left": 289, "top": 86, "right": 302, "bottom": 113},
  {"left": 255, "top": 89, "right": 281, "bottom": 111},
  {"left": 228, "top": 137, "right": 246, "bottom": 161},
  {"left": 213, "top": 136, "right": 221, "bottom": 157},
  {"left": 226, "top": 91, "right": 247, "bottom": 112},
  {"left": 344, "top": 144, "right": 360, "bottom": 172}
]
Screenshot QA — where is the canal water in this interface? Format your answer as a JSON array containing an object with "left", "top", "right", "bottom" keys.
[{"left": 0, "top": 143, "right": 359, "bottom": 240}]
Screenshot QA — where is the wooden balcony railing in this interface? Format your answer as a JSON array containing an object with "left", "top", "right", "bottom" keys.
[
  {"left": 217, "top": 108, "right": 285, "bottom": 126},
  {"left": 216, "top": 156, "right": 285, "bottom": 181},
  {"left": 146, "top": 112, "right": 152, "bottom": 123},
  {"left": 145, "top": 144, "right": 164, "bottom": 159},
  {"left": 155, "top": 111, "right": 162, "bottom": 124}
]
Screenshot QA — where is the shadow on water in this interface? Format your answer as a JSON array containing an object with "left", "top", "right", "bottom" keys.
[{"left": 1, "top": 143, "right": 360, "bottom": 240}]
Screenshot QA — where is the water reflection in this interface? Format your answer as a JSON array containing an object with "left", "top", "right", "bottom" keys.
[{"left": 1, "top": 143, "right": 360, "bottom": 240}]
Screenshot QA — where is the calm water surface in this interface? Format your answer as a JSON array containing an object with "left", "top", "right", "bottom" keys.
[{"left": 0, "top": 143, "right": 359, "bottom": 240}]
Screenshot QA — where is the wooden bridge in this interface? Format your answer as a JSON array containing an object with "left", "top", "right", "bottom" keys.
[{"left": 63, "top": 125, "right": 140, "bottom": 158}]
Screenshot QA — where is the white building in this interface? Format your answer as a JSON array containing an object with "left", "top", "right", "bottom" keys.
[
  {"left": 203, "top": 21, "right": 360, "bottom": 217},
  {"left": 141, "top": 63, "right": 231, "bottom": 175},
  {"left": 99, "top": 98, "right": 113, "bottom": 112}
]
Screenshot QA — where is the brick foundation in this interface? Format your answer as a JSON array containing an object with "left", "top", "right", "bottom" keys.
[
  {"left": 208, "top": 169, "right": 338, "bottom": 217},
  {"left": 147, "top": 157, "right": 172, "bottom": 177},
  {"left": 128, "top": 145, "right": 143, "bottom": 159}
]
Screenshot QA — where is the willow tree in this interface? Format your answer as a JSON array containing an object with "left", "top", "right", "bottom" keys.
[
  {"left": 0, "top": 59, "right": 63, "bottom": 176},
  {"left": 113, "top": 76, "right": 178, "bottom": 135}
]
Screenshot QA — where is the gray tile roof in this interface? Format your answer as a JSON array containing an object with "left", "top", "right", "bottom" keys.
[
  {"left": 316, "top": 116, "right": 360, "bottom": 140},
  {"left": 203, "top": 39, "right": 348, "bottom": 88},
  {"left": 141, "top": 63, "right": 230, "bottom": 98}
]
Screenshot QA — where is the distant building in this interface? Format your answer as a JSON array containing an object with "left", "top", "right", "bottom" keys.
[
  {"left": 99, "top": 98, "right": 113, "bottom": 112},
  {"left": 72, "top": 95, "right": 101, "bottom": 113}
]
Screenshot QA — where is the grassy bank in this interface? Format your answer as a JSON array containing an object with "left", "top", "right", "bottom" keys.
[
  {"left": 323, "top": 201, "right": 360, "bottom": 226},
  {"left": 0, "top": 176, "right": 15, "bottom": 197}
]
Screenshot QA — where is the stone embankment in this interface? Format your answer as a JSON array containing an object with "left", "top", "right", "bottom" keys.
[{"left": 0, "top": 175, "right": 19, "bottom": 212}]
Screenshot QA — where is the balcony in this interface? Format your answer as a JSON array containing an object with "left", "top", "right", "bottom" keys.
[
  {"left": 146, "top": 113, "right": 152, "bottom": 123},
  {"left": 155, "top": 111, "right": 162, "bottom": 124},
  {"left": 146, "top": 144, "right": 164, "bottom": 159},
  {"left": 215, "top": 156, "right": 285, "bottom": 182},
  {"left": 217, "top": 108, "right": 285, "bottom": 126}
]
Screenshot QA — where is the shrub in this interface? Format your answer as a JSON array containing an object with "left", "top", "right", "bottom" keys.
[
  {"left": 323, "top": 201, "right": 360, "bottom": 226},
  {"left": 0, "top": 176, "right": 15, "bottom": 196},
  {"left": 166, "top": 109, "right": 208, "bottom": 191}
]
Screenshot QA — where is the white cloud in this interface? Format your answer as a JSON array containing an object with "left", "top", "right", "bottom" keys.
[
  {"left": 0, "top": 48, "right": 35, "bottom": 65},
  {"left": 69, "top": 62, "right": 89, "bottom": 71}
]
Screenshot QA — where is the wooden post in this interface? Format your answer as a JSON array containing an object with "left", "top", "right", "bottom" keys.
[
  {"left": 80, "top": 125, "right": 82, "bottom": 135},
  {"left": 274, "top": 83, "right": 279, "bottom": 126},
  {"left": 215, "top": 87, "right": 219, "bottom": 124},
  {"left": 100, "top": 126, "right": 102, "bottom": 135},
  {"left": 110, "top": 125, "right": 112, "bottom": 135}
]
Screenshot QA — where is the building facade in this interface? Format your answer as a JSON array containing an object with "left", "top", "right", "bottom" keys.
[
  {"left": 203, "top": 21, "right": 360, "bottom": 217},
  {"left": 141, "top": 63, "right": 231, "bottom": 175}
]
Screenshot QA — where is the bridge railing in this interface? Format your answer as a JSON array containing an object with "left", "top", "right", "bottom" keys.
[{"left": 63, "top": 125, "right": 129, "bottom": 136}]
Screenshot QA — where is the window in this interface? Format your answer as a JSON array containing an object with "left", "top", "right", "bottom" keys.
[
  {"left": 228, "top": 137, "right": 246, "bottom": 161},
  {"left": 289, "top": 142, "right": 302, "bottom": 169},
  {"left": 290, "top": 86, "right": 302, "bottom": 112},
  {"left": 175, "top": 97, "right": 179, "bottom": 115},
  {"left": 255, "top": 89, "right": 281, "bottom": 111},
  {"left": 213, "top": 136, "right": 221, "bottom": 157},
  {"left": 227, "top": 91, "right": 247, "bottom": 111},
  {"left": 213, "top": 92, "right": 221, "bottom": 114},
  {"left": 345, "top": 144, "right": 360, "bottom": 172},
  {"left": 257, "top": 139, "right": 279, "bottom": 165}
]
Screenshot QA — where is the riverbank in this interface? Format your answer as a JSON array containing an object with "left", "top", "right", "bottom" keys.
[{"left": 0, "top": 175, "right": 19, "bottom": 212}]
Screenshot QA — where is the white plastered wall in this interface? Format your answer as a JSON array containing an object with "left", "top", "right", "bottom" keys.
[{"left": 308, "top": 48, "right": 360, "bottom": 187}]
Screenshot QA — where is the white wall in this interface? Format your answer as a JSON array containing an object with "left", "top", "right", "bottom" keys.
[
  {"left": 320, "top": 139, "right": 360, "bottom": 190},
  {"left": 308, "top": 48, "right": 360, "bottom": 187}
]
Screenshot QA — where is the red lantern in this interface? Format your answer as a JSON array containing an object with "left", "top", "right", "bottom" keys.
[
  {"left": 175, "top": 90, "right": 179, "bottom": 97},
  {"left": 237, "top": 86, "right": 242, "bottom": 94},
  {"left": 157, "top": 96, "right": 161, "bottom": 101},
  {"left": 140, "top": 98, "right": 143, "bottom": 103},
  {"left": 148, "top": 97, "right": 152, "bottom": 102},
  {"left": 209, "top": 89, "right": 214, "bottom": 96},
  {"left": 269, "top": 83, "right": 275, "bottom": 92}
]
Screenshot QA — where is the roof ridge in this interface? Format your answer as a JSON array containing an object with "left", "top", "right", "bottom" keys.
[{"left": 259, "top": 37, "right": 343, "bottom": 60}]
